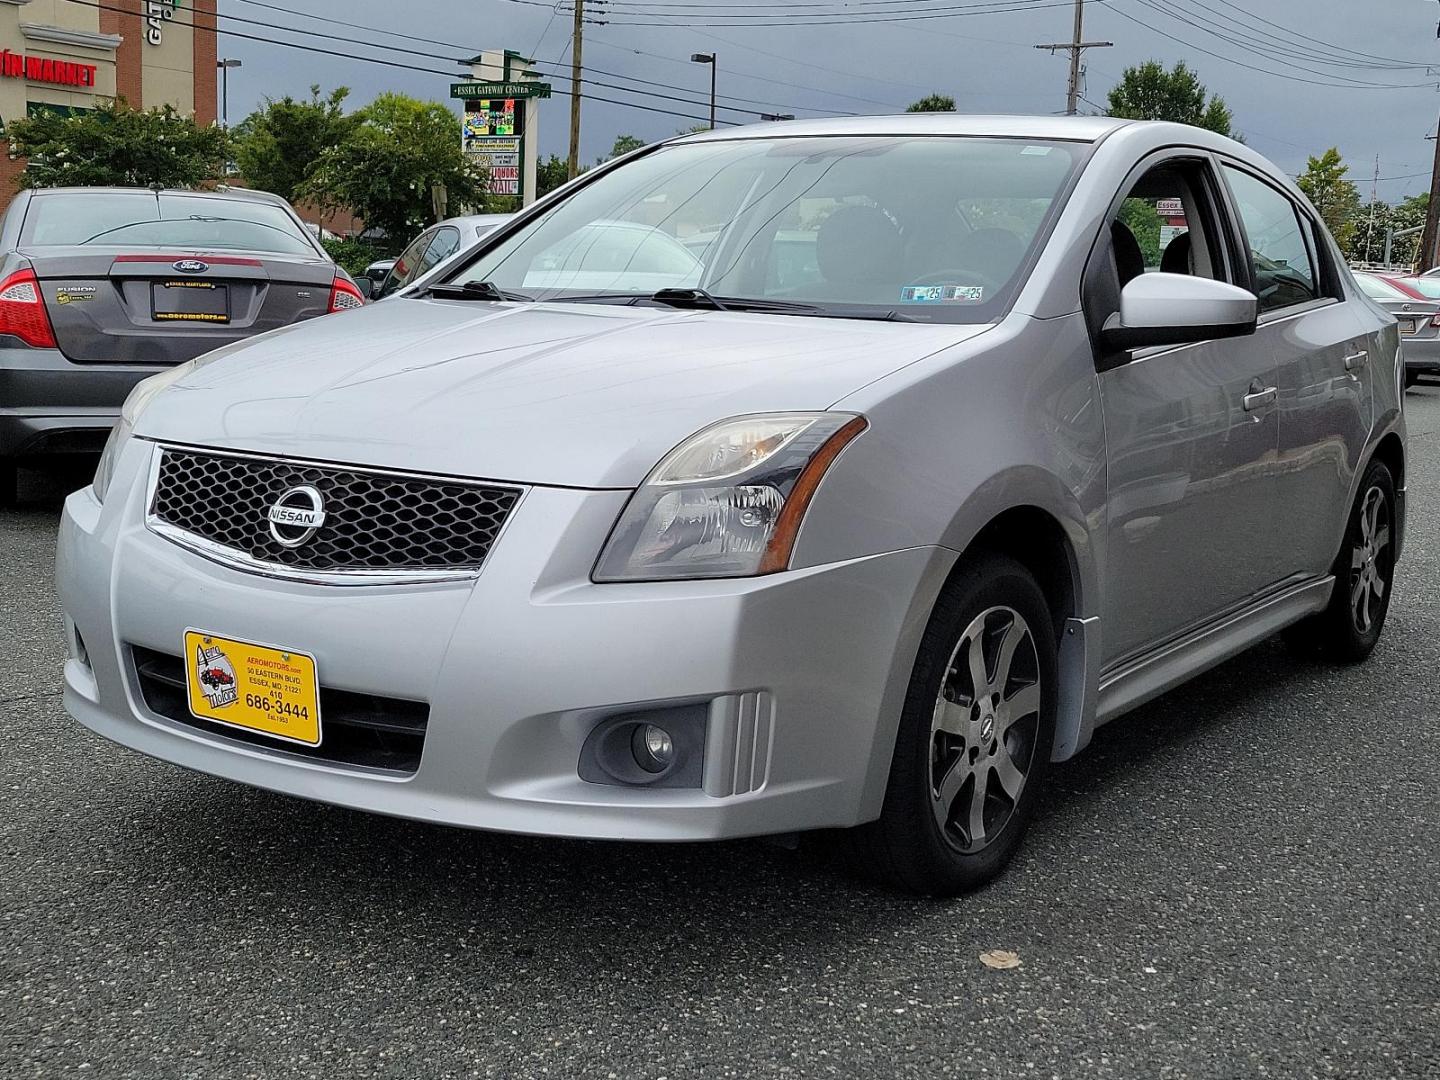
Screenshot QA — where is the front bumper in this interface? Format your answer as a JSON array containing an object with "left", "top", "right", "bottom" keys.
[
  {"left": 0, "top": 346, "right": 164, "bottom": 457},
  {"left": 58, "top": 439, "right": 952, "bottom": 841}
]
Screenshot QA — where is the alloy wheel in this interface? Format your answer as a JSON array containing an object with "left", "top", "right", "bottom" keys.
[
  {"left": 1350, "top": 485, "right": 1392, "bottom": 635},
  {"left": 929, "top": 605, "right": 1042, "bottom": 853}
]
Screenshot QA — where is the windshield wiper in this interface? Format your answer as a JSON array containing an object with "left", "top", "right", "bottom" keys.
[
  {"left": 651, "top": 287, "right": 732, "bottom": 311},
  {"left": 650, "top": 290, "right": 915, "bottom": 321},
  {"left": 425, "top": 280, "right": 531, "bottom": 302}
]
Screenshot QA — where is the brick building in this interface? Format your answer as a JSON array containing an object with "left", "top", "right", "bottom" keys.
[{"left": 0, "top": 0, "right": 217, "bottom": 205}]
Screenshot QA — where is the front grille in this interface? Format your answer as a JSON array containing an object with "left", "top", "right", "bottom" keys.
[
  {"left": 131, "top": 646, "right": 428, "bottom": 773},
  {"left": 149, "top": 447, "right": 521, "bottom": 575}
]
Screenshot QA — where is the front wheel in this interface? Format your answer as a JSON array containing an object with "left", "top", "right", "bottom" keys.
[
  {"left": 848, "top": 553, "right": 1057, "bottom": 896},
  {"left": 1283, "top": 460, "right": 1396, "bottom": 663}
]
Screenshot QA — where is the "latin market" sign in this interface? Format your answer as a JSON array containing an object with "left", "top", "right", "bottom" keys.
[{"left": 0, "top": 52, "right": 98, "bottom": 87}]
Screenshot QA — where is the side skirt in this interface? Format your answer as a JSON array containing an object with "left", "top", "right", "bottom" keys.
[{"left": 1093, "top": 576, "right": 1334, "bottom": 732}]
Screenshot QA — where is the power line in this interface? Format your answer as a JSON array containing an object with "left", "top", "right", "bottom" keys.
[
  {"left": 62, "top": 0, "right": 728, "bottom": 126},
  {"left": 1105, "top": 1, "right": 1437, "bottom": 90},
  {"left": 536, "top": 0, "right": 1094, "bottom": 28},
  {"left": 1127, "top": 0, "right": 1436, "bottom": 88},
  {"left": 1167, "top": 0, "right": 1430, "bottom": 71},
  {"left": 231, "top": 0, "right": 876, "bottom": 117},
  {"left": 1198, "top": 0, "right": 1433, "bottom": 69}
]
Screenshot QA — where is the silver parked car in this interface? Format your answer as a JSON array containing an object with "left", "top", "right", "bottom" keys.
[
  {"left": 1353, "top": 271, "right": 1440, "bottom": 385},
  {"left": 369, "top": 213, "right": 514, "bottom": 299},
  {"left": 57, "top": 116, "right": 1403, "bottom": 895}
]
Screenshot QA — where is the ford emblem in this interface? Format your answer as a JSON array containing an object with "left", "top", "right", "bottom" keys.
[{"left": 173, "top": 259, "right": 209, "bottom": 274}]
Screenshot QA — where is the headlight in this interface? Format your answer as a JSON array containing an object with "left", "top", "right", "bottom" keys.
[
  {"left": 93, "top": 362, "right": 193, "bottom": 503},
  {"left": 594, "top": 412, "right": 867, "bottom": 581}
]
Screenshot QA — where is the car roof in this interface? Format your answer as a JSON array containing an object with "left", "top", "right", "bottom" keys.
[
  {"left": 435, "top": 213, "right": 514, "bottom": 232},
  {"left": 677, "top": 113, "right": 1133, "bottom": 144},
  {"left": 29, "top": 185, "right": 293, "bottom": 207}
]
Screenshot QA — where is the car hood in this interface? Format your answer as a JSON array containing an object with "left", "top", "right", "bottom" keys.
[{"left": 136, "top": 298, "right": 985, "bottom": 488}]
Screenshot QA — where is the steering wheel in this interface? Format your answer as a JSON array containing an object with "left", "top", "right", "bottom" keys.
[{"left": 906, "top": 268, "right": 1003, "bottom": 294}]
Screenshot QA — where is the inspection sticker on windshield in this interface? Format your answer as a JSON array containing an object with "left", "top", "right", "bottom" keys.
[{"left": 900, "top": 285, "right": 984, "bottom": 304}]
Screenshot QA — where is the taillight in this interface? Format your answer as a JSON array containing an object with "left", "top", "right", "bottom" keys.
[
  {"left": 328, "top": 276, "right": 365, "bottom": 313},
  {"left": 0, "top": 267, "right": 56, "bottom": 347}
]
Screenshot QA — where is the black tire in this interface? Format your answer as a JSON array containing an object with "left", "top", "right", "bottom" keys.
[
  {"left": 1283, "top": 460, "right": 1396, "bottom": 663},
  {"left": 0, "top": 458, "right": 15, "bottom": 509},
  {"left": 847, "top": 552, "right": 1058, "bottom": 896}
]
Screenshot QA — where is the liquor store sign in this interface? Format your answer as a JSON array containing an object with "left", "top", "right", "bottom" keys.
[
  {"left": 465, "top": 137, "right": 522, "bottom": 196},
  {"left": 0, "top": 52, "right": 98, "bottom": 88}
]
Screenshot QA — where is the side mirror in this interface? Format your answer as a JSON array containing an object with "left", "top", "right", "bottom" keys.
[
  {"left": 1102, "top": 272, "right": 1258, "bottom": 352},
  {"left": 356, "top": 277, "right": 376, "bottom": 300}
]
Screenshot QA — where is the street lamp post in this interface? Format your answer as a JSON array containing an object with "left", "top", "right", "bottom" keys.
[
  {"left": 690, "top": 53, "right": 716, "bottom": 130},
  {"left": 217, "top": 58, "right": 242, "bottom": 128}
]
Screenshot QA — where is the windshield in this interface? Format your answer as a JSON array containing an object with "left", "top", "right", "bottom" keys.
[
  {"left": 20, "top": 192, "right": 318, "bottom": 255},
  {"left": 447, "top": 135, "right": 1086, "bottom": 322}
]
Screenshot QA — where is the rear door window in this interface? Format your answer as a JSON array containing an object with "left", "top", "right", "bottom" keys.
[{"left": 1222, "top": 166, "right": 1320, "bottom": 314}]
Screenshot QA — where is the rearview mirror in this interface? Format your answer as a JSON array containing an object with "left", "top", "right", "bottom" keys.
[{"left": 1102, "top": 272, "right": 1258, "bottom": 352}]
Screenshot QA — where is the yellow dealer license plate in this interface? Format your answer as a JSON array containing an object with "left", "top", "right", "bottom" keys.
[{"left": 184, "top": 630, "right": 321, "bottom": 746}]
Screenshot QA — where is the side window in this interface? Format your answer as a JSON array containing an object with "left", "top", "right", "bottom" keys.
[
  {"left": 1110, "top": 162, "right": 1228, "bottom": 286},
  {"left": 383, "top": 229, "right": 435, "bottom": 296},
  {"left": 1222, "top": 166, "right": 1319, "bottom": 314},
  {"left": 418, "top": 226, "right": 461, "bottom": 276}
]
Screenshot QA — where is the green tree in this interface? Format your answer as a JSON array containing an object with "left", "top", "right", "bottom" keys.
[
  {"left": 906, "top": 94, "right": 956, "bottom": 113},
  {"left": 1347, "top": 198, "right": 1393, "bottom": 265},
  {"left": 536, "top": 153, "right": 570, "bottom": 198},
  {"left": 1105, "top": 60, "right": 1234, "bottom": 137},
  {"left": 607, "top": 134, "right": 646, "bottom": 159},
  {"left": 233, "top": 85, "right": 356, "bottom": 203},
  {"left": 1296, "top": 147, "right": 1361, "bottom": 253},
  {"left": 7, "top": 99, "right": 229, "bottom": 189},
  {"left": 302, "top": 93, "right": 487, "bottom": 246},
  {"left": 1394, "top": 192, "right": 1428, "bottom": 269}
]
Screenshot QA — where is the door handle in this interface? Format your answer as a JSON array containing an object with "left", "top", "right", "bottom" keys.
[
  {"left": 1242, "top": 385, "right": 1277, "bottom": 412},
  {"left": 1344, "top": 350, "right": 1368, "bottom": 372}
]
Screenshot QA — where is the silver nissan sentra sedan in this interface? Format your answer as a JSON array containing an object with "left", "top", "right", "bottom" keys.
[{"left": 57, "top": 115, "right": 1403, "bottom": 895}]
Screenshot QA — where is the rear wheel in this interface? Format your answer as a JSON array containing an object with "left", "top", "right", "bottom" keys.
[
  {"left": 848, "top": 553, "right": 1057, "bottom": 896},
  {"left": 1283, "top": 460, "right": 1396, "bottom": 663}
]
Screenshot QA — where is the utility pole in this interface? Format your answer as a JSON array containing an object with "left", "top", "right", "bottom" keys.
[
  {"left": 568, "top": 0, "right": 584, "bottom": 179},
  {"left": 1034, "top": 0, "right": 1112, "bottom": 116},
  {"left": 1363, "top": 154, "right": 1380, "bottom": 266},
  {"left": 1421, "top": 114, "right": 1440, "bottom": 272}
]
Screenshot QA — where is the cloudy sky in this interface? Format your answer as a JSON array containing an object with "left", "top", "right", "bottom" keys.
[{"left": 216, "top": 0, "right": 1440, "bottom": 202}]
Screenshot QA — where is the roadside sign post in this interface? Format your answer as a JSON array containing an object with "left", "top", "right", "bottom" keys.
[{"left": 454, "top": 52, "right": 552, "bottom": 208}]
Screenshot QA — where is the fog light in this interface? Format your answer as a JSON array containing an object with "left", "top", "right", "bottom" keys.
[{"left": 632, "top": 723, "right": 675, "bottom": 773}]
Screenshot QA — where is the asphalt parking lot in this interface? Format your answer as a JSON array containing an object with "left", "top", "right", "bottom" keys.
[{"left": 4, "top": 393, "right": 1440, "bottom": 1080}]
